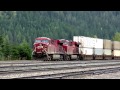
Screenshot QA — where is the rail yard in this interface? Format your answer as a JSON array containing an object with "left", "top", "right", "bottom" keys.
[
  {"left": 1, "top": 35, "right": 120, "bottom": 79},
  {"left": 0, "top": 60, "right": 120, "bottom": 79},
  {"left": 1, "top": 11, "right": 120, "bottom": 79}
]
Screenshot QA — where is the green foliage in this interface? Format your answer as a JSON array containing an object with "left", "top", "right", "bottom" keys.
[
  {"left": 11, "top": 44, "right": 20, "bottom": 60},
  {"left": 2, "top": 35, "right": 11, "bottom": 60},
  {"left": 92, "top": 35, "right": 98, "bottom": 38},
  {"left": 0, "top": 35, "right": 4, "bottom": 60},
  {"left": 18, "top": 39, "right": 32, "bottom": 60},
  {"left": 0, "top": 35, "right": 3, "bottom": 47},
  {"left": 112, "top": 32, "right": 120, "bottom": 41},
  {"left": 0, "top": 35, "right": 32, "bottom": 60}
]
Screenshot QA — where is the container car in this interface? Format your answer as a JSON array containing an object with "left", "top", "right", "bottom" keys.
[{"left": 103, "top": 39, "right": 112, "bottom": 59}]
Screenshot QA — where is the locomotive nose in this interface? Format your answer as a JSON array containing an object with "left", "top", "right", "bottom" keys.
[{"left": 37, "top": 44, "right": 43, "bottom": 49}]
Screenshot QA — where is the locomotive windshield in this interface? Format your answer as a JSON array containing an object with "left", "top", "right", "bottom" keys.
[{"left": 35, "top": 39, "right": 49, "bottom": 43}]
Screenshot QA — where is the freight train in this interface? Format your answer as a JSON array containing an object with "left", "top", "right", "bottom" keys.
[{"left": 32, "top": 36, "right": 120, "bottom": 61}]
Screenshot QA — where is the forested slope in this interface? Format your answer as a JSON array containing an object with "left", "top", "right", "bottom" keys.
[{"left": 0, "top": 11, "right": 120, "bottom": 47}]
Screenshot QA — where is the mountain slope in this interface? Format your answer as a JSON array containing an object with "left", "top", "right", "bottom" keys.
[{"left": 0, "top": 11, "right": 120, "bottom": 46}]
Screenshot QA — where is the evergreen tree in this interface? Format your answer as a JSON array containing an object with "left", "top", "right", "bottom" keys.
[
  {"left": 18, "top": 39, "right": 32, "bottom": 60},
  {"left": 112, "top": 32, "right": 120, "bottom": 41},
  {"left": 11, "top": 44, "right": 20, "bottom": 60},
  {"left": 2, "top": 35, "right": 11, "bottom": 60},
  {"left": 0, "top": 35, "right": 4, "bottom": 60}
]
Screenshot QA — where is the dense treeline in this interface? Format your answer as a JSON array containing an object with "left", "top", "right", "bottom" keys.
[
  {"left": 0, "top": 35, "right": 32, "bottom": 60},
  {"left": 0, "top": 11, "right": 120, "bottom": 47}
]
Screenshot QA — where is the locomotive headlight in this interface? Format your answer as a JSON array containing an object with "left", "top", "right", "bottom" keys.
[
  {"left": 40, "top": 46, "right": 43, "bottom": 48},
  {"left": 37, "top": 45, "right": 43, "bottom": 49}
]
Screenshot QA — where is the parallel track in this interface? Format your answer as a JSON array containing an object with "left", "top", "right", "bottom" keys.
[
  {"left": 0, "top": 59, "right": 120, "bottom": 64},
  {"left": 0, "top": 63, "right": 120, "bottom": 73},
  {"left": 0, "top": 60, "right": 120, "bottom": 67},
  {"left": 1, "top": 60, "right": 120, "bottom": 72},
  {"left": 20, "top": 67, "right": 120, "bottom": 79},
  {"left": 0, "top": 60, "right": 120, "bottom": 79}
]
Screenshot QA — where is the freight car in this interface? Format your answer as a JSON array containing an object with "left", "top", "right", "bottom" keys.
[{"left": 32, "top": 36, "right": 120, "bottom": 61}]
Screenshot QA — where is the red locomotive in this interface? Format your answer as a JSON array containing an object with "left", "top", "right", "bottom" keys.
[{"left": 32, "top": 37, "right": 80, "bottom": 60}]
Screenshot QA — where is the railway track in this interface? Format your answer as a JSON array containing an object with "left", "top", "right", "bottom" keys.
[
  {"left": 0, "top": 60, "right": 120, "bottom": 79},
  {"left": 20, "top": 67, "right": 120, "bottom": 79},
  {"left": 0, "top": 60, "right": 120, "bottom": 67},
  {"left": 0, "top": 59, "right": 120, "bottom": 64},
  {"left": 0, "top": 63, "right": 120, "bottom": 73},
  {"left": 1, "top": 60, "right": 120, "bottom": 72}
]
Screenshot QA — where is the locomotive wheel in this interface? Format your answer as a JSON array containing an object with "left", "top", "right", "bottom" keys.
[
  {"left": 76, "top": 55, "right": 80, "bottom": 61},
  {"left": 47, "top": 55, "right": 52, "bottom": 61},
  {"left": 66, "top": 55, "right": 71, "bottom": 61},
  {"left": 48, "top": 56, "right": 52, "bottom": 61},
  {"left": 60, "top": 55, "right": 64, "bottom": 61},
  {"left": 43, "top": 55, "right": 52, "bottom": 61}
]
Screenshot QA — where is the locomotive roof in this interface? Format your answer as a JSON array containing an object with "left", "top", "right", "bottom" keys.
[{"left": 36, "top": 37, "right": 51, "bottom": 40}]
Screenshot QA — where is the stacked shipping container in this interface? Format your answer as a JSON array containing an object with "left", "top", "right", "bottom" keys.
[
  {"left": 73, "top": 36, "right": 120, "bottom": 60},
  {"left": 73, "top": 36, "right": 94, "bottom": 59},
  {"left": 112, "top": 41, "right": 120, "bottom": 59},
  {"left": 73, "top": 36, "right": 104, "bottom": 60},
  {"left": 103, "top": 40, "right": 112, "bottom": 59},
  {"left": 94, "top": 38, "right": 103, "bottom": 59}
]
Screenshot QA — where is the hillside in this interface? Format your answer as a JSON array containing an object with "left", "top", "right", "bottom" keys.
[{"left": 0, "top": 11, "right": 120, "bottom": 47}]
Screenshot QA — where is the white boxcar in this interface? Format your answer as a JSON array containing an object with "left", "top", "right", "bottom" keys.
[
  {"left": 79, "top": 47, "right": 93, "bottom": 55},
  {"left": 94, "top": 38, "right": 103, "bottom": 49},
  {"left": 73, "top": 36, "right": 79, "bottom": 43},
  {"left": 73, "top": 36, "right": 103, "bottom": 49},
  {"left": 73, "top": 36, "right": 94, "bottom": 48},
  {"left": 113, "top": 50, "right": 120, "bottom": 56},
  {"left": 78, "top": 36, "right": 95, "bottom": 48},
  {"left": 104, "top": 49, "right": 112, "bottom": 55},
  {"left": 94, "top": 48, "right": 103, "bottom": 55}
]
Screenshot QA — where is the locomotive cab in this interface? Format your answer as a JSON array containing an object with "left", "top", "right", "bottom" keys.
[
  {"left": 32, "top": 37, "right": 51, "bottom": 59},
  {"left": 34, "top": 37, "right": 50, "bottom": 52}
]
